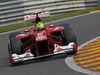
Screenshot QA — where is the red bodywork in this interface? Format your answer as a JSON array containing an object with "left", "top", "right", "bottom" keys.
[
  {"left": 8, "top": 12, "right": 77, "bottom": 65},
  {"left": 16, "top": 25, "right": 64, "bottom": 56},
  {"left": 16, "top": 13, "right": 65, "bottom": 56}
]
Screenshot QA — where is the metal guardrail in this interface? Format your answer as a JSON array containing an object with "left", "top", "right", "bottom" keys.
[{"left": 0, "top": 0, "right": 99, "bottom": 26}]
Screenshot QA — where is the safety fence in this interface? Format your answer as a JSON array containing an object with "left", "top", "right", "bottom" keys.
[{"left": 0, "top": 0, "right": 99, "bottom": 26}]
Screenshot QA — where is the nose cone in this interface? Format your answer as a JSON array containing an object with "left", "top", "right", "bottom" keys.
[{"left": 35, "top": 31, "right": 47, "bottom": 41}]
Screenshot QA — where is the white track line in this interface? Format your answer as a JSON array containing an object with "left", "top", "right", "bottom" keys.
[
  {"left": 65, "top": 36, "right": 100, "bottom": 75},
  {"left": 0, "top": 11, "right": 100, "bottom": 35}
]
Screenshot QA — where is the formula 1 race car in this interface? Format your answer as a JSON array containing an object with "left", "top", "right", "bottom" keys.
[{"left": 8, "top": 11, "right": 77, "bottom": 65}]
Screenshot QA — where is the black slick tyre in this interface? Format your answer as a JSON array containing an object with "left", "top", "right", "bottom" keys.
[{"left": 61, "top": 24, "right": 77, "bottom": 54}]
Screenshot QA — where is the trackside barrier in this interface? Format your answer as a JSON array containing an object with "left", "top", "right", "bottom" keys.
[{"left": 0, "top": 0, "right": 99, "bottom": 26}]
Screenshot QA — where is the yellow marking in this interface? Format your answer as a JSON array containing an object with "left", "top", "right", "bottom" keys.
[
  {"left": 86, "top": 42, "right": 100, "bottom": 46},
  {"left": 87, "top": 69, "right": 100, "bottom": 72},
  {"left": 77, "top": 62, "right": 100, "bottom": 66},
  {"left": 81, "top": 39, "right": 100, "bottom": 43},
  {"left": 79, "top": 40, "right": 100, "bottom": 49},
  {"left": 81, "top": 65, "right": 88, "bottom": 68},
  {"left": 86, "top": 62, "right": 100, "bottom": 67},
  {"left": 74, "top": 54, "right": 100, "bottom": 60},
  {"left": 76, "top": 64, "right": 87, "bottom": 67},
  {"left": 77, "top": 47, "right": 100, "bottom": 53},
  {"left": 76, "top": 58, "right": 100, "bottom": 64},
  {"left": 79, "top": 65, "right": 100, "bottom": 69},
  {"left": 76, "top": 48, "right": 100, "bottom": 57},
  {"left": 88, "top": 67, "right": 100, "bottom": 70},
  {"left": 84, "top": 39, "right": 100, "bottom": 45},
  {"left": 78, "top": 47, "right": 100, "bottom": 54},
  {"left": 80, "top": 44, "right": 100, "bottom": 49},
  {"left": 74, "top": 38, "right": 100, "bottom": 72},
  {"left": 88, "top": 39, "right": 100, "bottom": 43}
]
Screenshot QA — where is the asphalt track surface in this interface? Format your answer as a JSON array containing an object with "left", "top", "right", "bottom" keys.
[{"left": 0, "top": 12, "right": 100, "bottom": 75}]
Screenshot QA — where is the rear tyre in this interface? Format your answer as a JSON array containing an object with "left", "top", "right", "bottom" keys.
[{"left": 61, "top": 24, "right": 77, "bottom": 54}]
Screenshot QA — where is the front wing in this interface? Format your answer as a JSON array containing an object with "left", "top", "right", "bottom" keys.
[{"left": 11, "top": 42, "right": 76, "bottom": 63}]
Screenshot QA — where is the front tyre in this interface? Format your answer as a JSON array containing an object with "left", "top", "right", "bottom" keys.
[
  {"left": 61, "top": 24, "right": 77, "bottom": 55},
  {"left": 9, "top": 32, "right": 21, "bottom": 39},
  {"left": 8, "top": 38, "right": 23, "bottom": 66}
]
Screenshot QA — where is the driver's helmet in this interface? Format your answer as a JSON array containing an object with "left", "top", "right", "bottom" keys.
[
  {"left": 36, "top": 22, "right": 44, "bottom": 28},
  {"left": 35, "top": 22, "right": 45, "bottom": 31}
]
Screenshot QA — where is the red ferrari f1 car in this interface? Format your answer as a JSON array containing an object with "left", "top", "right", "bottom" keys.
[{"left": 8, "top": 11, "right": 77, "bottom": 65}]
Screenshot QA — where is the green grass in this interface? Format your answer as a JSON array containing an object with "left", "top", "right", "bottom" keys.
[{"left": 0, "top": 6, "right": 100, "bottom": 33}]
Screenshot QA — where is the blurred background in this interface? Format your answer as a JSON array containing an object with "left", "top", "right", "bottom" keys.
[{"left": 0, "top": 0, "right": 99, "bottom": 27}]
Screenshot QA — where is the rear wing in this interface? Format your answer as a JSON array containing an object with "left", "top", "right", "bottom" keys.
[{"left": 24, "top": 11, "right": 50, "bottom": 21}]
